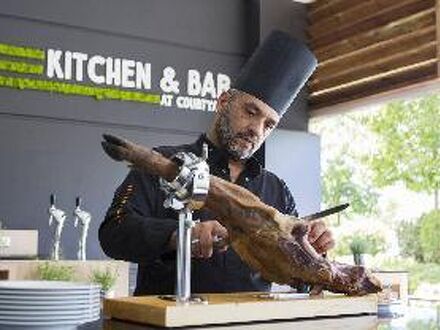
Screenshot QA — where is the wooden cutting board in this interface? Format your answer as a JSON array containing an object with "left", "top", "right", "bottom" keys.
[{"left": 104, "top": 292, "right": 377, "bottom": 327}]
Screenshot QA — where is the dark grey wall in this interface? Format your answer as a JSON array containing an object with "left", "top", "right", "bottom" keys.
[{"left": 0, "top": 0, "right": 312, "bottom": 260}]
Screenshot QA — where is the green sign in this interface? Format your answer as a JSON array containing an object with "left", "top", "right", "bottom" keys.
[{"left": 0, "top": 42, "right": 160, "bottom": 104}]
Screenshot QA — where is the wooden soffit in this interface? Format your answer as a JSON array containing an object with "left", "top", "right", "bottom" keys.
[{"left": 307, "top": 0, "right": 440, "bottom": 116}]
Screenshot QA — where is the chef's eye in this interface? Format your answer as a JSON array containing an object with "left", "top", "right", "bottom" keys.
[{"left": 246, "top": 107, "right": 256, "bottom": 117}]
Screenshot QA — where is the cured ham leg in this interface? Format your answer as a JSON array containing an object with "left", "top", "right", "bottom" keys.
[{"left": 101, "top": 134, "right": 382, "bottom": 296}]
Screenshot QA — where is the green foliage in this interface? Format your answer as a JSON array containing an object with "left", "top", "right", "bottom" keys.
[
  {"left": 406, "top": 319, "right": 440, "bottom": 330},
  {"left": 334, "top": 233, "right": 386, "bottom": 256},
  {"left": 90, "top": 267, "right": 118, "bottom": 293},
  {"left": 397, "top": 219, "right": 424, "bottom": 262},
  {"left": 365, "top": 94, "right": 440, "bottom": 209},
  {"left": 37, "top": 262, "right": 75, "bottom": 281},
  {"left": 311, "top": 114, "right": 379, "bottom": 225},
  {"left": 322, "top": 152, "right": 378, "bottom": 224},
  {"left": 419, "top": 210, "right": 440, "bottom": 263}
]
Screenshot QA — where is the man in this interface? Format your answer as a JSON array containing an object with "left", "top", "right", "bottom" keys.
[{"left": 99, "top": 31, "right": 334, "bottom": 295}]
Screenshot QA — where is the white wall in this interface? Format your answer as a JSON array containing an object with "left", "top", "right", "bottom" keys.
[{"left": 265, "top": 129, "right": 321, "bottom": 217}]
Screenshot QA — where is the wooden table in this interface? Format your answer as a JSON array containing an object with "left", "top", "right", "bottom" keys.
[{"left": 104, "top": 292, "right": 377, "bottom": 327}]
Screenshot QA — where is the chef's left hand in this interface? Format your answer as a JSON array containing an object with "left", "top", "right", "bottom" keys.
[{"left": 307, "top": 220, "right": 335, "bottom": 254}]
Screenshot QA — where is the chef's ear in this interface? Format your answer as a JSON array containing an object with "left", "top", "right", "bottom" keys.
[
  {"left": 216, "top": 89, "right": 236, "bottom": 113},
  {"left": 216, "top": 90, "right": 229, "bottom": 113}
]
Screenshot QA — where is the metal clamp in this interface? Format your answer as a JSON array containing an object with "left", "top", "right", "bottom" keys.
[{"left": 160, "top": 144, "right": 210, "bottom": 210}]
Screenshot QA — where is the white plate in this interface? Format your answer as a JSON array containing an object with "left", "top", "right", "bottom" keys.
[
  {"left": 0, "top": 302, "right": 99, "bottom": 310},
  {"left": 0, "top": 314, "right": 99, "bottom": 322},
  {"left": 0, "top": 289, "right": 100, "bottom": 296},
  {"left": 0, "top": 301, "right": 99, "bottom": 309},
  {"left": 0, "top": 307, "right": 99, "bottom": 316},
  {"left": 0, "top": 312, "right": 100, "bottom": 322},
  {"left": 0, "top": 318, "right": 94, "bottom": 326},
  {"left": 0, "top": 281, "right": 100, "bottom": 291},
  {"left": 0, "top": 293, "right": 100, "bottom": 300},
  {"left": 0, "top": 291, "right": 100, "bottom": 299}
]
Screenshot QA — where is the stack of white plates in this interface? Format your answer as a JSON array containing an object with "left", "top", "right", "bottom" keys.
[{"left": 0, "top": 281, "right": 100, "bottom": 329}]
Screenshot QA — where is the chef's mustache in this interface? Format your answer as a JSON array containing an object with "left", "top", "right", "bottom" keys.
[{"left": 234, "top": 131, "right": 258, "bottom": 146}]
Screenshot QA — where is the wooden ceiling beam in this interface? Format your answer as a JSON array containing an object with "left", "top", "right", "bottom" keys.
[
  {"left": 314, "top": 9, "right": 435, "bottom": 66},
  {"left": 314, "top": 26, "right": 436, "bottom": 77},
  {"left": 307, "top": 0, "right": 439, "bottom": 114},
  {"left": 309, "top": 0, "right": 334, "bottom": 13},
  {"left": 310, "top": 61, "right": 437, "bottom": 109},
  {"left": 314, "top": 10, "right": 435, "bottom": 63},
  {"left": 309, "top": 78, "right": 440, "bottom": 118},
  {"left": 309, "top": 0, "right": 364, "bottom": 23},
  {"left": 309, "top": 0, "right": 398, "bottom": 37},
  {"left": 310, "top": 0, "right": 434, "bottom": 49},
  {"left": 436, "top": 0, "right": 440, "bottom": 75},
  {"left": 310, "top": 43, "right": 437, "bottom": 92}
]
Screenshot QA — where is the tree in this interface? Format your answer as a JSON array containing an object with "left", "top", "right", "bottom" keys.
[
  {"left": 322, "top": 149, "right": 378, "bottom": 225},
  {"left": 396, "top": 219, "right": 424, "bottom": 262},
  {"left": 419, "top": 210, "right": 440, "bottom": 263},
  {"left": 365, "top": 94, "right": 440, "bottom": 209}
]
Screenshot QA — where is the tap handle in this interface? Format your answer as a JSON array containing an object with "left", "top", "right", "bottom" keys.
[
  {"left": 50, "top": 194, "right": 56, "bottom": 206},
  {"left": 202, "top": 143, "right": 208, "bottom": 161},
  {"left": 76, "top": 196, "right": 81, "bottom": 208}
]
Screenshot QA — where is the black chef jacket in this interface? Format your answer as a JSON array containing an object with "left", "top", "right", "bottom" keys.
[{"left": 99, "top": 134, "right": 298, "bottom": 295}]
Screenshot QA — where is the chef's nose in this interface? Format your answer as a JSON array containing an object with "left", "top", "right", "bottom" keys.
[{"left": 250, "top": 119, "right": 266, "bottom": 140}]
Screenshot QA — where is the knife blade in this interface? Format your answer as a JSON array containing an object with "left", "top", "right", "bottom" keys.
[{"left": 299, "top": 203, "right": 349, "bottom": 222}]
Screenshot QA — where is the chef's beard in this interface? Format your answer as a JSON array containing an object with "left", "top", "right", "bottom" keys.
[{"left": 216, "top": 104, "right": 258, "bottom": 160}]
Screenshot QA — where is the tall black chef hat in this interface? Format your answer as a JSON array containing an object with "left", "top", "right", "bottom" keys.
[{"left": 232, "top": 30, "right": 317, "bottom": 116}]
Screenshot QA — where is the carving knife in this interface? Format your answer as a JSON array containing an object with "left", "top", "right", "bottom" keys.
[{"left": 299, "top": 203, "right": 349, "bottom": 222}]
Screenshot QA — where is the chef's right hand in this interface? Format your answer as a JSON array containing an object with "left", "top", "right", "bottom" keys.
[
  {"left": 191, "top": 220, "right": 229, "bottom": 258},
  {"left": 168, "top": 220, "right": 228, "bottom": 258}
]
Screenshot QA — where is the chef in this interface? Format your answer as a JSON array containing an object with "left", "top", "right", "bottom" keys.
[{"left": 99, "top": 30, "right": 335, "bottom": 295}]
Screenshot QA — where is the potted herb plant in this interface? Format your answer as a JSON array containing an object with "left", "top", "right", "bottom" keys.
[
  {"left": 90, "top": 267, "right": 119, "bottom": 298},
  {"left": 37, "top": 261, "right": 75, "bottom": 281},
  {"left": 349, "top": 236, "right": 368, "bottom": 266}
]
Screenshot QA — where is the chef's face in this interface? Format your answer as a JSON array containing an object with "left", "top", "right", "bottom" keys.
[{"left": 215, "top": 90, "right": 280, "bottom": 160}]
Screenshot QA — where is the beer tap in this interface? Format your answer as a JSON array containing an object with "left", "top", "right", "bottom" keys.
[
  {"left": 73, "top": 196, "right": 91, "bottom": 261},
  {"left": 48, "top": 194, "right": 66, "bottom": 261}
]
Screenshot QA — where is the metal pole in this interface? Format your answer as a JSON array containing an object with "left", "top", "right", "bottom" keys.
[
  {"left": 183, "top": 208, "right": 192, "bottom": 301},
  {"left": 176, "top": 209, "right": 186, "bottom": 301},
  {"left": 176, "top": 207, "right": 194, "bottom": 303}
]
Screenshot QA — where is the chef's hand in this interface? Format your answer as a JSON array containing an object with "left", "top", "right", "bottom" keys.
[
  {"left": 168, "top": 220, "right": 228, "bottom": 258},
  {"left": 307, "top": 220, "right": 334, "bottom": 296},
  {"left": 307, "top": 220, "right": 335, "bottom": 254},
  {"left": 191, "top": 220, "right": 229, "bottom": 258}
]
